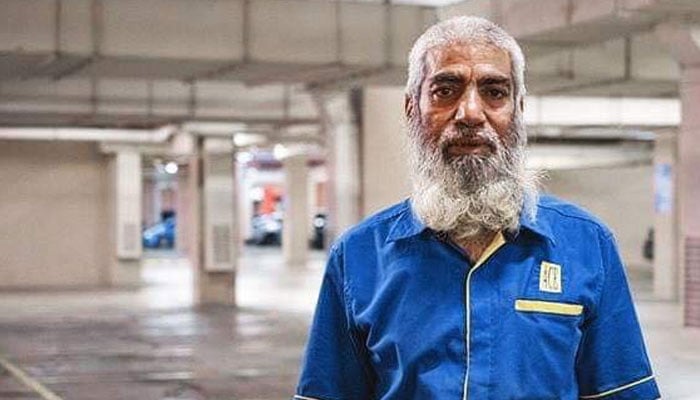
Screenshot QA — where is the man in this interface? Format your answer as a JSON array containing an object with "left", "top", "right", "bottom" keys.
[{"left": 294, "top": 16, "right": 660, "bottom": 400}]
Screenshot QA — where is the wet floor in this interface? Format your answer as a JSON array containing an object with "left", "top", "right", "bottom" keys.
[
  {"left": 0, "top": 247, "right": 699, "bottom": 399},
  {"left": 0, "top": 247, "right": 324, "bottom": 400}
]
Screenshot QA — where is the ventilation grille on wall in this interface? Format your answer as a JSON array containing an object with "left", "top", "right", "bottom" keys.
[
  {"left": 208, "top": 154, "right": 232, "bottom": 176},
  {"left": 213, "top": 224, "right": 231, "bottom": 264},
  {"left": 121, "top": 222, "right": 140, "bottom": 255},
  {"left": 684, "top": 236, "right": 700, "bottom": 327}
]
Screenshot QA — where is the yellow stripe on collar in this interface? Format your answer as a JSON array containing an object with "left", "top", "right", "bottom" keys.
[{"left": 473, "top": 231, "right": 507, "bottom": 268}]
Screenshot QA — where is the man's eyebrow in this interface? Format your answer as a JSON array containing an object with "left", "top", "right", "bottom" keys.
[
  {"left": 479, "top": 76, "right": 511, "bottom": 85},
  {"left": 429, "top": 72, "right": 464, "bottom": 85}
]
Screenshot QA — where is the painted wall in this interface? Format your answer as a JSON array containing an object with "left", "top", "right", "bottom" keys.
[
  {"left": 0, "top": 140, "right": 111, "bottom": 288},
  {"left": 544, "top": 165, "right": 654, "bottom": 270},
  {"left": 361, "top": 86, "right": 412, "bottom": 215}
]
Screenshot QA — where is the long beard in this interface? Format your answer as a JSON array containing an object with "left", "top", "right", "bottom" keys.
[{"left": 408, "top": 111, "right": 539, "bottom": 240}]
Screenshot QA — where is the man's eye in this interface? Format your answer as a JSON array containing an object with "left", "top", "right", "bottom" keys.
[
  {"left": 434, "top": 87, "right": 455, "bottom": 98},
  {"left": 484, "top": 87, "right": 508, "bottom": 99}
]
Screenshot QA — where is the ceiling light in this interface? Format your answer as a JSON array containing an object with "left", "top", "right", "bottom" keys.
[{"left": 164, "top": 162, "right": 179, "bottom": 174}]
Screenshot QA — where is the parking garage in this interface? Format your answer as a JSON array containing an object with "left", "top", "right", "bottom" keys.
[{"left": 1, "top": 0, "right": 700, "bottom": 399}]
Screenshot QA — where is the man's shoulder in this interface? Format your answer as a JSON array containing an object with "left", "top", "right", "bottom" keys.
[
  {"left": 536, "top": 194, "right": 614, "bottom": 238},
  {"left": 332, "top": 199, "right": 413, "bottom": 250}
]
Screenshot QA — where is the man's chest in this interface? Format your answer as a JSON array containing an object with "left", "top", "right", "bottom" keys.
[{"left": 347, "top": 240, "right": 600, "bottom": 399}]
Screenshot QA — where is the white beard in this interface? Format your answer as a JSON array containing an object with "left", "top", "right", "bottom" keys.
[{"left": 408, "top": 110, "right": 539, "bottom": 241}]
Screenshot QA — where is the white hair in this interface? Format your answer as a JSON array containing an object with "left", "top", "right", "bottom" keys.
[{"left": 406, "top": 16, "right": 527, "bottom": 107}]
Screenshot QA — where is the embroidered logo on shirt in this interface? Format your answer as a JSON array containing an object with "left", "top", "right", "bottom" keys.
[{"left": 539, "top": 261, "right": 562, "bottom": 293}]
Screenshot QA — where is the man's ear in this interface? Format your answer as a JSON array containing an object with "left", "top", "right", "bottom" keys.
[{"left": 405, "top": 94, "right": 414, "bottom": 119}]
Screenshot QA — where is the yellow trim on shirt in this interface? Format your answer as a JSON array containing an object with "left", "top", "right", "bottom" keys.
[
  {"left": 463, "top": 232, "right": 507, "bottom": 400},
  {"left": 579, "top": 375, "right": 655, "bottom": 399},
  {"left": 473, "top": 232, "right": 506, "bottom": 268},
  {"left": 514, "top": 299, "right": 583, "bottom": 316}
]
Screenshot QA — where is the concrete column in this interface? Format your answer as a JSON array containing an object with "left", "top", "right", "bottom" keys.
[
  {"left": 316, "top": 90, "right": 361, "bottom": 241},
  {"left": 170, "top": 130, "right": 196, "bottom": 255},
  {"left": 193, "top": 137, "right": 237, "bottom": 306},
  {"left": 653, "top": 131, "right": 679, "bottom": 301},
  {"left": 657, "top": 22, "right": 700, "bottom": 326},
  {"left": 678, "top": 66, "right": 700, "bottom": 326},
  {"left": 142, "top": 177, "right": 156, "bottom": 227},
  {"left": 110, "top": 150, "right": 142, "bottom": 287},
  {"left": 283, "top": 154, "right": 309, "bottom": 267},
  {"left": 176, "top": 164, "right": 192, "bottom": 255},
  {"left": 237, "top": 156, "right": 252, "bottom": 245}
]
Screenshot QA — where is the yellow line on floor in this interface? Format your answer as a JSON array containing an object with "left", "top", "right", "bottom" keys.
[{"left": 0, "top": 355, "right": 63, "bottom": 400}]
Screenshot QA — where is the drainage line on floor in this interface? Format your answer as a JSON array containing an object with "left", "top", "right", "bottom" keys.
[{"left": 0, "top": 356, "right": 64, "bottom": 400}]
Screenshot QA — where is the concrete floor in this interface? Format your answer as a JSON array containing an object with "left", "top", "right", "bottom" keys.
[{"left": 0, "top": 247, "right": 698, "bottom": 399}]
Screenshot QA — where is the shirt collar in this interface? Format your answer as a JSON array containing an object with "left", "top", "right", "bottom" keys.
[
  {"left": 386, "top": 198, "right": 556, "bottom": 246},
  {"left": 516, "top": 206, "right": 557, "bottom": 246},
  {"left": 386, "top": 199, "right": 428, "bottom": 243}
]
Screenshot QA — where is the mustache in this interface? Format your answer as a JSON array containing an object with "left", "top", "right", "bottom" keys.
[{"left": 439, "top": 125, "right": 500, "bottom": 154}]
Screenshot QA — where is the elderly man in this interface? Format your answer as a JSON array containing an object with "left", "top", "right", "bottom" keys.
[{"left": 294, "top": 16, "right": 660, "bottom": 400}]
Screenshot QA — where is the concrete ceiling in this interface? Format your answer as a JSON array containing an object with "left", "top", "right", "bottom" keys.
[
  {"left": 0, "top": 0, "right": 698, "bottom": 131},
  {"left": 0, "top": 0, "right": 434, "bottom": 130},
  {"left": 441, "top": 0, "right": 700, "bottom": 97}
]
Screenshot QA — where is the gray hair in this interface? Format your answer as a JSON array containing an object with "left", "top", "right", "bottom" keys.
[{"left": 406, "top": 16, "right": 526, "bottom": 106}]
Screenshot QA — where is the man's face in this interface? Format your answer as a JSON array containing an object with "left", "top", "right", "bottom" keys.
[
  {"left": 409, "top": 41, "right": 516, "bottom": 161},
  {"left": 406, "top": 40, "right": 535, "bottom": 239}
]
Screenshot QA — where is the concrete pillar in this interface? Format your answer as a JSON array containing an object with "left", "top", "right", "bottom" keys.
[
  {"left": 678, "top": 66, "right": 700, "bottom": 326},
  {"left": 142, "top": 177, "right": 157, "bottom": 227},
  {"left": 282, "top": 154, "right": 309, "bottom": 267},
  {"left": 110, "top": 150, "right": 142, "bottom": 287},
  {"left": 176, "top": 164, "right": 192, "bottom": 255},
  {"left": 236, "top": 156, "right": 251, "bottom": 244},
  {"left": 193, "top": 137, "right": 237, "bottom": 306},
  {"left": 656, "top": 22, "right": 700, "bottom": 326},
  {"left": 171, "top": 129, "right": 198, "bottom": 256},
  {"left": 316, "top": 90, "right": 362, "bottom": 241},
  {"left": 653, "top": 131, "right": 679, "bottom": 301}
]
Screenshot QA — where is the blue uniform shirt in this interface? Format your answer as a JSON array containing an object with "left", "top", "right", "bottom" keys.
[{"left": 295, "top": 196, "right": 660, "bottom": 400}]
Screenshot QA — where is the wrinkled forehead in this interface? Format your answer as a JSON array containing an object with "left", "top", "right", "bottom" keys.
[{"left": 423, "top": 41, "right": 512, "bottom": 77}]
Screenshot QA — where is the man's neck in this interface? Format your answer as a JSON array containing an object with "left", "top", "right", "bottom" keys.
[{"left": 452, "top": 230, "right": 498, "bottom": 265}]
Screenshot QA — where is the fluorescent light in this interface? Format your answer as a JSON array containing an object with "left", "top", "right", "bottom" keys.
[
  {"left": 234, "top": 132, "right": 267, "bottom": 147},
  {"left": 164, "top": 161, "right": 179, "bottom": 174},
  {"left": 273, "top": 144, "right": 289, "bottom": 160}
]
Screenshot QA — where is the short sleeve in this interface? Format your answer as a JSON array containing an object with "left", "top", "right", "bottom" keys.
[
  {"left": 575, "top": 232, "right": 661, "bottom": 399},
  {"left": 294, "top": 246, "right": 375, "bottom": 400}
]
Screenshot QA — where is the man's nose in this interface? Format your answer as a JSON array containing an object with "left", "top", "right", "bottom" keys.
[{"left": 454, "top": 87, "right": 486, "bottom": 127}]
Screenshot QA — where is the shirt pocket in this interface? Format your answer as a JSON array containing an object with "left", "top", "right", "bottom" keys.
[{"left": 492, "top": 298, "right": 585, "bottom": 399}]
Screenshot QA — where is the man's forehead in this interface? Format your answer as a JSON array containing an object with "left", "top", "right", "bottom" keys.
[{"left": 423, "top": 41, "right": 511, "bottom": 75}]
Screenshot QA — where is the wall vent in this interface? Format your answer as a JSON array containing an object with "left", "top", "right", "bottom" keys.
[
  {"left": 208, "top": 154, "right": 232, "bottom": 176},
  {"left": 121, "top": 222, "right": 139, "bottom": 254},
  {"left": 684, "top": 236, "right": 700, "bottom": 327},
  {"left": 212, "top": 224, "right": 231, "bottom": 264}
]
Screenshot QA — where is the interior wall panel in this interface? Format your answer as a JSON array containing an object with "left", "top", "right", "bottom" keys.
[{"left": 0, "top": 140, "right": 111, "bottom": 288}]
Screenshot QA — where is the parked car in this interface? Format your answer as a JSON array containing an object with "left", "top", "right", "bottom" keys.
[
  {"left": 249, "top": 212, "right": 283, "bottom": 245},
  {"left": 310, "top": 213, "right": 326, "bottom": 250},
  {"left": 643, "top": 227, "right": 654, "bottom": 261},
  {"left": 247, "top": 212, "right": 327, "bottom": 248},
  {"left": 142, "top": 217, "right": 176, "bottom": 249}
]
